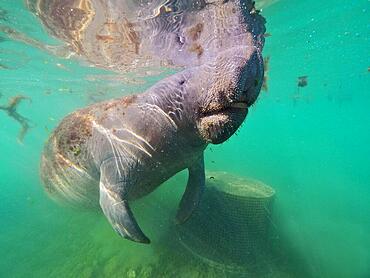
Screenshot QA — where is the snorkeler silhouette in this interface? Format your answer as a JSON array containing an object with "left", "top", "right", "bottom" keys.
[{"left": 0, "top": 94, "right": 32, "bottom": 143}]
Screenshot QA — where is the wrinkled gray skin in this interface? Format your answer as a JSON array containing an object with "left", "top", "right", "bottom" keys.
[{"left": 38, "top": 0, "right": 266, "bottom": 243}]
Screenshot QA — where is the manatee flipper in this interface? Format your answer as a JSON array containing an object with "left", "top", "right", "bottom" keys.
[
  {"left": 99, "top": 159, "right": 150, "bottom": 244},
  {"left": 176, "top": 154, "right": 205, "bottom": 223}
]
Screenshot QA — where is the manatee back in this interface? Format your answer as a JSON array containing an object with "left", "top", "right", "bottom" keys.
[{"left": 40, "top": 111, "right": 99, "bottom": 207}]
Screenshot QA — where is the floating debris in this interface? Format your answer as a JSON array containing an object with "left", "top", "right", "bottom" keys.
[
  {"left": 87, "top": 91, "right": 106, "bottom": 103},
  {"left": 292, "top": 76, "right": 310, "bottom": 105},
  {"left": 0, "top": 95, "right": 33, "bottom": 143},
  {"left": 58, "top": 87, "right": 73, "bottom": 93},
  {"left": 56, "top": 63, "right": 70, "bottom": 71},
  {"left": 262, "top": 56, "right": 270, "bottom": 92},
  {"left": 0, "top": 62, "right": 11, "bottom": 70},
  {"left": 297, "top": 76, "right": 308, "bottom": 87}
]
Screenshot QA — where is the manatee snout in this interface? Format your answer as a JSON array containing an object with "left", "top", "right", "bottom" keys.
[
  {"left": 237, "top": 50, "right": 264, "bottom": 107},
  {"left": 196, "top": 48, "right": 263, "bottom": 144}
]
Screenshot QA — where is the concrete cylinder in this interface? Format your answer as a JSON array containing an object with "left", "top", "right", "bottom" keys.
[{"left": 176, "top": 171, "right": 275, "bottom": 269}]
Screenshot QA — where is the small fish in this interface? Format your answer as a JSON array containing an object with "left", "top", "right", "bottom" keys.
[{"left": 263, "top": 33, "right": 272, "bottom": 38}]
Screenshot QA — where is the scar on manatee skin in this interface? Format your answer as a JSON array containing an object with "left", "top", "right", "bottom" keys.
[
  {"left": 102, "top": 94, "right": 137, "bottom": 111},
  {"left": 0, "top": 95, "right": 33, "bottom": 143},
  {"left": 262, "top": 56, "right": 270, "bottom": 92},
  {"left": 96, "top": 34, "right": 115, "bottom": 43},
  {"left": 123, "top": 18, "right": 141, "bottom": 55},
  {"left": 189, "top": 43, "right": 204, "bottom": 58},
  {"left": 188, "top": 23, "right": 203, "bottom": 41}
]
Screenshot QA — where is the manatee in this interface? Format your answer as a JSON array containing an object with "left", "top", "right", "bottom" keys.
[
  {"left": 38, "top": 0, "right": 266, "bottom": 244},
  {"left": 28, "top": 0, "right": 266, "bottom": 73}
]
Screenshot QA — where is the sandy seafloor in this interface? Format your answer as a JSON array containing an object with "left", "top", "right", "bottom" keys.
[{"left": 0, "top": 0, "right": 369, "bottom": 277}]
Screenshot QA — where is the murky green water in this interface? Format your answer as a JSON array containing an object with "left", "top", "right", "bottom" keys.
[{"left": 0, "top": 0, "right": 369, "bottom": 277}]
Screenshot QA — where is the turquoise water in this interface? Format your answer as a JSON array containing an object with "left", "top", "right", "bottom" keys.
[{"left": 1, "top": 0, "right": 369, "bottom": 277}]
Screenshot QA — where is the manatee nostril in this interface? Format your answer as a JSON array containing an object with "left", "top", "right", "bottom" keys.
[{"left": 175, "top": 34, "right": 185, "bottom": 46}]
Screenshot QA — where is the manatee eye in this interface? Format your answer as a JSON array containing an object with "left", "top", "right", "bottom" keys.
[{"left": 172, "top": 14, "right": 180, "bottom": 23}]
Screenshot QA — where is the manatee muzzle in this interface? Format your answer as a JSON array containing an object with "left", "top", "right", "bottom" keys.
[{"left": 197, "top": 102, "right": 248, "bottom": 144}]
